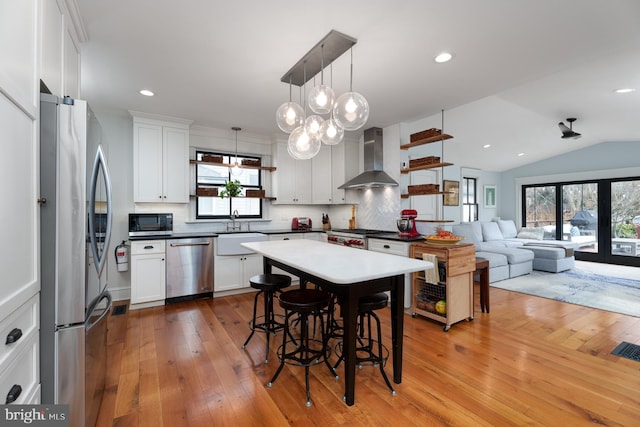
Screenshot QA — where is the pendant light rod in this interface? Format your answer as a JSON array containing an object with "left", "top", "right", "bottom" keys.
[
  {"left": 232, "top": 126, "right": 241, "bottom": 161},
  {"left": 280, "top": 30, "right": 357, "bottom": 86}
]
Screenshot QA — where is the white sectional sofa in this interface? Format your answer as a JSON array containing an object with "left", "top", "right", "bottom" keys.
[{"left": 452, "top": 220, "right": 577, "bottom": 283}]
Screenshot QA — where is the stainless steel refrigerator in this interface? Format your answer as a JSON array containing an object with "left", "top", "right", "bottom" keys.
[{"left": 40, "top": 93, "right": 113, "bottom": 427}]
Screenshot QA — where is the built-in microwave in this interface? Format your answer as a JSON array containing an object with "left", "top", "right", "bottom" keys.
[{"left": 128, "top": 213, "right": 173, "bottom": 237}]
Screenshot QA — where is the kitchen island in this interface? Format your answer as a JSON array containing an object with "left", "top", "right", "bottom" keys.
[{"left": 241, "top": 239, "right": 432, "bottom": 406}]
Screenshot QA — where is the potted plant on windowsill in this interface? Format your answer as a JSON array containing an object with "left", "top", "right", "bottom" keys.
[{"left": 220, "top": 179, "right": 242, "bottom": 199}]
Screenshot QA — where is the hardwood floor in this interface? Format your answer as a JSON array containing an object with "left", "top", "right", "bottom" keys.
[{"left": 97, "top": 285, "right": 640, "bottom": 426}]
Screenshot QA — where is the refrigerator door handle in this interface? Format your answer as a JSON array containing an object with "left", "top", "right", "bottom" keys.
[
  {"left": 88, "top": 145, "right": 113, "bottom": 277},
  {"left": 86, "top": 291, "right": 112, "bottom": 331}
]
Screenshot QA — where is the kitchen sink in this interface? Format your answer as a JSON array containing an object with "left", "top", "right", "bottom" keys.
[{"left": 216, "top": 233, "right": 268, "bottom": 255}]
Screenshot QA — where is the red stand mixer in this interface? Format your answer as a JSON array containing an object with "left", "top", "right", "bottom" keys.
[{"left": 397, "top": 209, "right": 421, "bottom": 237}]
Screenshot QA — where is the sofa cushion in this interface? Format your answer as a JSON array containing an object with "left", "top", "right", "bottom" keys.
[
  {"left": 480, "top": 246, "right": 534, "bottom": 264},
  {"left": 517, "top": 227, "right": 544, "bottom": 240},
  {"left": 475, "top": 251, "right": 508, "bottom": 268},
  {"left": 496, "top": 220, "right": 518, "bottom": 238},
  {"left": 452, "top": 222, "right": 484, "bottom": 245},
  {"left": 482, "top": 221, "right": 504, "bottom": 241}
]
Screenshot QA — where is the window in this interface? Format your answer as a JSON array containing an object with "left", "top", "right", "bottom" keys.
[
  {"left": 195, "top": 150, "right": 262, "bottom": 219},
  {"left": 462, "top": 177, "right": 478, "bottom": 222}
]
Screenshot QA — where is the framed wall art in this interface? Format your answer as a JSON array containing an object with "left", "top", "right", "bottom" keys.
[
  {"left": 484, "top": 185, "right": 497, "bottom": 208},
  {"left": 443, "top": 180, "right": 459, "bottom": 206}
]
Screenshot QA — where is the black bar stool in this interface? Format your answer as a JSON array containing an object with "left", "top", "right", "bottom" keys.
[
  {"left": 334, "top": 292, "right": 396, "bottom": 395},
  {"left": 242, "top": 274, "right": 291, "bottom": 363},
  {"left": 267, "top": 288, "right": 337, "bottom": 407}
]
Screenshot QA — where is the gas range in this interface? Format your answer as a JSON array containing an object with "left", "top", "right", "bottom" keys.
[{"left": 327, "top": 228, "right": 386, "bottom": 249}]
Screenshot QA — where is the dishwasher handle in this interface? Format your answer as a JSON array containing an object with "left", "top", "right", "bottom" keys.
[{"left": 170, "top": 241, "right": 212, "bottom": 247}]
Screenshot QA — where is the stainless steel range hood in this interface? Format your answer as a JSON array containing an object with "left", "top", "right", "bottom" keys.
[{"left": 338, "top": 127, "right": 399, "bottom": 189}]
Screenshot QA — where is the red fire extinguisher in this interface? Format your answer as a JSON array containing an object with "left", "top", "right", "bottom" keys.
[{"left": 114, "top": 240, "right": 129, "bottom": 272}]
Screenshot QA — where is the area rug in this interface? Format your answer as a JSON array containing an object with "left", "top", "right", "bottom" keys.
[{"left": 491, "top": 268, "right": 640, "bottom": 317}]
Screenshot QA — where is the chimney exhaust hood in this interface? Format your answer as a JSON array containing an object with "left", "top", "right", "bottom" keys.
[{"left": 338, "top": 127, "right": 399, "bottom": 189}]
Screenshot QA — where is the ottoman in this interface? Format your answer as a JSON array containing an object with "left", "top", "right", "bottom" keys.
[
  {"left": 475, "top": 251, "right": 509, "bottom": 283},
  {"left": 524, "top": 245, "right": 575, "bottom": 273}
]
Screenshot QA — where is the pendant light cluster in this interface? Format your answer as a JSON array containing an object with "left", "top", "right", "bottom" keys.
[{"left": 276, "top": 30, "right": 369, "bottom": 160}]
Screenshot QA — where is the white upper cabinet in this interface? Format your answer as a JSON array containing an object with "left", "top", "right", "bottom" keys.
[
  {"left": 41, "top": 0, "right": 63, "bottom": 97},
  {"left": 63, "top": 28, "right": 79, "bottom": 99},
  {"left": 41, "top": 1, "right": 80, "bottom": 99},
  {"left": 273, "top": 140, "right": 357, "bottom": 205},
  {"left": 0, "top": 0, "right": 38, "bottom": 116},
  {"left": 132, "top": 115, "right": 191, "bottom": 203},
  {"left": 272, "top": 142, "right": 312, "bottom": 204},
  {"left": 311, "top": 144, "right": 332, "bottom": 204}
]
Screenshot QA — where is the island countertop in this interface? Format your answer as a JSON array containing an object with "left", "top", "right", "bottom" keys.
[{"left": 241, "top": 239, "right": 432, "bottom": 284}]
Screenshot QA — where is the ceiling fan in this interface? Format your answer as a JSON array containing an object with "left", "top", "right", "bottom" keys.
[{"left": 558, "top": 117, "right": 582, "bottom": 139}]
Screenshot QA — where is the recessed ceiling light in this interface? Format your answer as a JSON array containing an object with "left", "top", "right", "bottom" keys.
[
  {"left": 517, "top": 152, "right": 525, "bottom": 157},
  {"left": 483, "top": 144, "right": 491, "bottom": 149},
  {"left": 614, "top": 88, "right": 635, "bottom": 94},
  {"left": 434, "top": 52, "right": 453, "bottom": 63},
  {"left": 140, "top": 89, "right": 154, "bottom": 96}
]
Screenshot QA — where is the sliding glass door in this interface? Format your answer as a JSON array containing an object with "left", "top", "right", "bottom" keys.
[{"left": 523, "top": 178, "right": 640, "bottom": 267}]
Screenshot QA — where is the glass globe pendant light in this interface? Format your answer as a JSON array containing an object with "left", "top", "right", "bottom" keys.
[
  {"left": 276, "top": 77, "right": 304, "bottom": 133},
  {"left": 230, "top": 127, "right": 242, "bottom": 177},
  {"left": 308, "top": 44, "right": 335, "bottom": 114},
  {"left": 305, "top": 114, "right": 324, "bottom": 137},
  {"left": 288, "top": 62, "right": 321, "bottom": 160},
  {"left": 319, "top": 116, "right": 344, "bottom": 145},
  {"left": 333, "top": 47, "right": 369, "bottom": 131}
]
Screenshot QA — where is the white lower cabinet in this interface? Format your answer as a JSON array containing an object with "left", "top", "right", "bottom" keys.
[
  {"left": 367, "top": 238, "right": 412, "bottom": 308},
  {"left": 130, "top": 240, "right": 166, "bottom": 308},
  {"left": 0, "top": 294, "right": 39, "bottom": 405},
  {"left": 215, "top": 253, "right": 263, "bottom": 292}
]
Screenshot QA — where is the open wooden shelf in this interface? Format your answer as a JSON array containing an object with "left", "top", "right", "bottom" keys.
[
  {"left": 401, "top": 162, "right": 454, "bottom": 173},
  {"left": 401, "top": 191, "right": 451, "bottom": 198},
  {"left": 190, "top": 159, "right": 276, "bottom": 172},
  {"left": 400, "top": 133, "right": 453, "bottom": 150}
]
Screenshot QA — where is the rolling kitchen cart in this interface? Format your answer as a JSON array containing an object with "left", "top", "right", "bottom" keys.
[{"left": 410, "top": 242, "right": 475, "bottom": 331}]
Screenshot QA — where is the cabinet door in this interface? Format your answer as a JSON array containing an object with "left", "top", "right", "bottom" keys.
[
  {"left": 41, "top": 0, "right": 63, "bottom": 96},
  {"left": 133, "top": 123, "right": 163, "bottom": 202},
  {"left": 311, "top": 144, "right": 332, "bottom": 204},
  {"left": 131, "top": 254, "right": 166, "bottom": 304},
  {"left": 295, "top": 158, "right": 313, "bottom": 204},
  {"left": 63, "top": 28, "right": 79, "bottom": 99},
  {"left": 162, "top": 126, "right": 189, "bottom": 203},
  {"left": 243, "top": 254, "right": 264, "bottom": 285},
  {"left": 214, "top": 256, "right": 244, "bottom": 291},
  {"left": 273, "top": 142, "right": 312, "bottom": 204},
  {"left": 331, "top": 144, "right": 346, "bottom": 204}
]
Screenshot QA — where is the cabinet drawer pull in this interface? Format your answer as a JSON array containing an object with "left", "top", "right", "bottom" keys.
[
  {"left": 5, "top": 328, "right": 22, "bottom": 345},
  {"left": 6, "top": 384, "right": 22, "bottom": 404},
  {"left": 384, "top": 245, "right": 390, "bottom": 249},
  {"left": 144, "top": 245, "right": 154, "bottom": 249},
  {"left": 283, "top": 238, "right": 289, "bottom": 240}
]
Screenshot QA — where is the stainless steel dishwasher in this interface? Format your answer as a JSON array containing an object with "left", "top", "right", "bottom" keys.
[{"left": 166, "top": 237, "right": 214, "bottom": 301}]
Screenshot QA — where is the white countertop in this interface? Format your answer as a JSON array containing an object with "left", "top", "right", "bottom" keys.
[{"left": 242, "top": 239, "right": 432, "bottom": 284}]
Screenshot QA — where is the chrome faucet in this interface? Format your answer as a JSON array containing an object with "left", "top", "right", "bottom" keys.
[{"left": 227, "top": 210, "right": 241, "bottom": 232}]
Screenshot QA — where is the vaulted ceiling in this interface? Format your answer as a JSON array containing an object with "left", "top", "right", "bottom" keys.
[{"left": 76, "top": 0, "right": 640, "bottom": 171}]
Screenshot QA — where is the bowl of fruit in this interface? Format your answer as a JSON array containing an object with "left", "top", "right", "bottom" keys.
[{"left": 424, "top": 229, "right": 464, "bottom": 245}]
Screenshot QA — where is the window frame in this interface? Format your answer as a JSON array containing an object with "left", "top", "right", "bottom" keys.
[
  {"left": 462, "top": 177, "right": 478, "bottom": 222},
  {"left": 195, "top": 150, "right": 263, "bottom": 220}
]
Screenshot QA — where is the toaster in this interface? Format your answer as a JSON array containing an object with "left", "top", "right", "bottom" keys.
[{"left": 292, "top": 217, "right": 312, "bottom": 230}]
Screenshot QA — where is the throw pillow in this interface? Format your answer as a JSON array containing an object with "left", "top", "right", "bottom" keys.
[
  {"left": 482, "top": 221, "right": 504, "bottom": 241},
  {"left": 517, "top": 227, "right": 544, "bottom": 240}
]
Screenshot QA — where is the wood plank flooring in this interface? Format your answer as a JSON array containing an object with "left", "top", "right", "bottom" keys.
[{"left": 97, "top": 284, "right": 640, "bottom": 426}]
